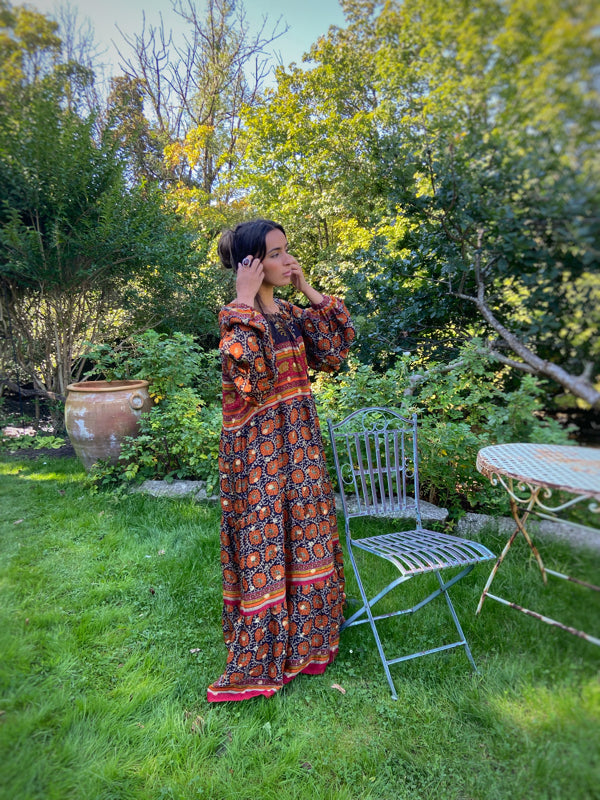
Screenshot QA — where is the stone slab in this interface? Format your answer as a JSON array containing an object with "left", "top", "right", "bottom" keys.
[
  {"left": 133, "top": 479, "right": 218, "bottom": 502},
  {"left": 334, "top": 494, "right": 448, "bottom": 523},
  {"left": 456, "top": 512, "right": 600, "bottom": 553},
  {"left": 133, "top": 480, "right": 448, "bottom": 521}
]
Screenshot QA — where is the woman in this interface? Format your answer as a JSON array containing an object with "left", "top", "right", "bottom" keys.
[{"left": 207, "top": 219, "right": 355, "bottom": 702}]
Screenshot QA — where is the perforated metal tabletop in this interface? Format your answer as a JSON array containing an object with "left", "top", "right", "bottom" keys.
[{"left": 477, "top": 443, "right": 600, "bottom": 501}]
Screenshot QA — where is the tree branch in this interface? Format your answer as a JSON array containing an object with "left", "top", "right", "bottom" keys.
[
  {"left": 403, "top": 359, "right": 466, "bottom": 395},
  {"left": 454, "top": 240, "right": 600, "bottom": 407}
]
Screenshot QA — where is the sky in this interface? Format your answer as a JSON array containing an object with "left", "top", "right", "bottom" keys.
[{"left": 25, "top": 0, "right": 347, "bottom": 79}]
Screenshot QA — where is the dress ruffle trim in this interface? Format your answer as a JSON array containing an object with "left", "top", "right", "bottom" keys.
[{"left": 206, "top": 648, "right": 338, "bottom": 703}]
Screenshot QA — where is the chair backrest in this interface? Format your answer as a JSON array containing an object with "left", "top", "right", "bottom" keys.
[{"left": 327, "top": 407, "right": 423, "bottom": 533}]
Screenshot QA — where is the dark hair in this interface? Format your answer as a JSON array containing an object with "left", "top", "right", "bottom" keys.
[{"left": 218, "top": 219, "right": 286, "bottom": 272}]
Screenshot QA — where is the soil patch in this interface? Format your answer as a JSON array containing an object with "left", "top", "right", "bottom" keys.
[{"left": 1, "top": 442, "right": 76, "bottom": 460}]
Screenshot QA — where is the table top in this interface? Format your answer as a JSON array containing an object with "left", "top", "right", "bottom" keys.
[{"left": 476, "top": 443, "right": 600, "bottom": 501}]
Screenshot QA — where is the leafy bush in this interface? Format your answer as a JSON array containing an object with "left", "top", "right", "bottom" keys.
[
  {"left": 84, "top": 331, "right": 222, "bottom": 493},
  {"left": 0, "top": 405, "right": 67, "bottom": 452},
  {"left": 85, "top": 330, "right": 220, "bottom": 404},
  {"left": 83, "top": 331, "right": 575, "bottom": 513},
  {"left": 87, "top": 395, "right": 222, "bottom": 494},
  {"left": 0, "top": 429, "right": 66, "bottom": 453},
  {"left": 314, "top": 342, "right": 575, "bottom": 515}
]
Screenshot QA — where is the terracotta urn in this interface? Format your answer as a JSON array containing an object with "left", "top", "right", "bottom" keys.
[{"left": 64, "top": 380, "right": 153, "bottom": 470}]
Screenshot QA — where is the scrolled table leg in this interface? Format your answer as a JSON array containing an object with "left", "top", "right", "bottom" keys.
[
  {"left": 476, "top": 526, "right": 520, "bottom": 615},
  {"left": 509, "top": 496, "right": 547, "bottom": 584}
]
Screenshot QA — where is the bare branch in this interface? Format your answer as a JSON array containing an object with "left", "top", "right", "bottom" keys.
[
  {"left": 475, "top": 345, "right": 536, "bottom": 374},
  {"left": 403, "top": 359, "right": 466, "bottom": 396},
  {"left": 453, "top": 253, "right": 600, "bottom": 408},
  {"left": 114, "top": 0, "right": 287, "bottom": 191}
]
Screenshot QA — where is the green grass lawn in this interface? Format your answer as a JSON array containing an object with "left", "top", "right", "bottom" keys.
[{"left": 1, "top": 456, "right": 599, "bottom": 800}]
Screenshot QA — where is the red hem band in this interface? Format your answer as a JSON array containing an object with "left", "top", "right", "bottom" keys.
[{"left": 206, "top": 650, "right": 337, "bottom": 703}]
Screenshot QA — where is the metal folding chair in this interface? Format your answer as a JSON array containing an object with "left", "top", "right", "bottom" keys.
[{"left": 327, "top": 407, "right": 495, "bottom": 699}]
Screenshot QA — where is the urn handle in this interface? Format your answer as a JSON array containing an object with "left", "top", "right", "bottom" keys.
[{"left": 129, "top": 392, "right": 146, "bottom": 410}]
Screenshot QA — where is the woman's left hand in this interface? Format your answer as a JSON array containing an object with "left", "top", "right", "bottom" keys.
[
  {"left": 289, "top": 259, "right": 309, "bottom": 294},
  {"left": 289, "top": 258, "right": 324, "bottom": 306}
]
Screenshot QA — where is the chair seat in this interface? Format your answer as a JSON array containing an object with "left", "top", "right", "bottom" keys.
[{"left": 352, "top": 529, "right": 496, "bottom": 577}]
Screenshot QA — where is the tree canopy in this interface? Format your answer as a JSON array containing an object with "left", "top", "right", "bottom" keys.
[
  {"left": 0, "top": 1, "right": 198, "bottom": 398},
  {"left": 238, "top": 0, "right": 600, "bottom": 405},
  {"left": 1, "top": 0, "right": 599, "bottom": 408}
]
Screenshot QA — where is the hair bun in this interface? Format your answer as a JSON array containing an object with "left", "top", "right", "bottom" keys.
[{"left": 217, "top": 228, "right": 236, "bottom": 270}]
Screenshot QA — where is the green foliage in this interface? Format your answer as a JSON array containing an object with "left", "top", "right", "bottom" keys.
[
  {"left": 373, "top": 0, "right": 599, "bottom": 149},
  {"left": 0, "top": 400, "right": 66, "bottom": 452},
  {"left": 88, "top": 395, "right": 222, "bottom": 493},
  {"left": 0, "top": 79, "right": 192, "bottom": 292},
  {"left": 238, "top": 0, "right": 600, "bottom": 402},
  {"left": 0, "top": 0, "right": 62, "bottom": 101},
  {"left": 239, "top": 29, "right": 384, "bottom": 298},
  {"left": 0, "top": 430, "right": 66, "bottom": 452},
  {"left": 85, "top": 330, "right": 222, "bottom": 493},
  {"left": 85, "top": 330, "right": 221, "bottom": 404},
  {"left": 0, "top": 4, "right": 203, "bottom": 397},
  {"left": 314, "top": 344, "right": 574, "bottom": 513},
  {"left": 387, "top": 133, "right": 600, "bottom": 374}
]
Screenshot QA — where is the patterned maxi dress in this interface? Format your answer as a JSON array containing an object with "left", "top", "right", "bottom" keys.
[{"left": 207, "top": 295, "right": 355, "bottom": 702}]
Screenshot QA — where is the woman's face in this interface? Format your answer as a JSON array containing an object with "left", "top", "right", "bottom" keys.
[{"left": 260, "top": 229, "right": 295, "bottom": 287}]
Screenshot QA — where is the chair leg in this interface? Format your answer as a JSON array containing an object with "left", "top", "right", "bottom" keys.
[
  {"left": 346, "top": 544, "right": 400, "bottom": 700},
  {"left": 342, "top": 575, "right": 408, "bottom": 628},
  {"left": 436, "top": 571, "right": 478, "bottom": 672},
  {"left": 342, "top": 551, "right": 481, "bottom": 698}
]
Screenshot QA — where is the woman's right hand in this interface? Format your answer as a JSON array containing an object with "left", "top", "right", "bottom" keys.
[{"left": 234, "top": 256, "right": 263, "bottom": 306}]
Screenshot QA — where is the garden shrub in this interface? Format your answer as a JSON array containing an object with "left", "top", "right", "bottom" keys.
[
  {"left": 83, "top": 331, "right": 574, "bottom": 513},
  {"left": 85, "top": 330, "right": 220, "bottom": 404},
  {"left": 84, "top": 331, "right": 222, "bottom": 493},
  {"left": 0, "top": 401, "right": 67, "bottom": 451},
  {"left": 0, "top": 429, "right": 66, "bottom": 453},
  {"left": 313, "top": 342, "right": 574, "bottom": 515},
  {"left": 88, "top": 393, "right": 222, "bottom": 493}
]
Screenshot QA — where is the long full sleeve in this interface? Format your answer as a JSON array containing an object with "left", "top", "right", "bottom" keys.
[
  {"left": 219, "top": 305, "right": 277, "bottom": 409},
  {"left": 288, "top": 296, "right": 356, "bottom": 372}
]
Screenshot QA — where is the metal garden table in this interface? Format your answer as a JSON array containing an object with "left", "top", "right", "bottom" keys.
[{"left": 475, "top": 443, "right": 600, "bottom": 646}]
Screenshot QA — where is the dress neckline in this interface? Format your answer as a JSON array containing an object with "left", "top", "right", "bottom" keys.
[{"left": 257, "top": 299, "right": 286, "bottom": 317}]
